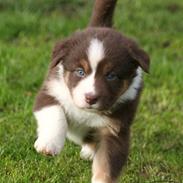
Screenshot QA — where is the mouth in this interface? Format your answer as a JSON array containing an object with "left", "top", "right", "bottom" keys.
[
  {"left": 75, "top": 102, "right": 102, "bottom": 112},
  {"left": 85, "top": 104, "right": 109, "bottom": 114},
  {"left": 84, "top": 104, "right": 99, "bottom": 110}
]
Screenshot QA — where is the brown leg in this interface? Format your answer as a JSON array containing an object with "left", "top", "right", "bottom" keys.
[{"left": 92, "top": 129, "right": 129, "bottom": 183}]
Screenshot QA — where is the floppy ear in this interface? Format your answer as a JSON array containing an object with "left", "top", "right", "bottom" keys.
[
  {"left": 50, "top": 38, "right": 74, "bottom": 68},
  {"left": 128, "top": 43, "right": 150, "bottom": 73}
]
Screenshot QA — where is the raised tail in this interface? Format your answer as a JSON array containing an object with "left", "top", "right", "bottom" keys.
[{"left": 89, "top": 0, "right": 117, "bottom": 27}]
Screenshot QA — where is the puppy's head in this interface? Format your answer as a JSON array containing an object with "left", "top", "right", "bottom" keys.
[{"left": 50, "top": 28, "right": 150, "bottom": 111}]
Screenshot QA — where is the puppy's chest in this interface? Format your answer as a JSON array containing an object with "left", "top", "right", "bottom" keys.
[
  {"left": 63, "top": 105, "right": 108, "bottom": 145},
  {"left": 63, "top": 103, "right": 108, "bottom": 128}
]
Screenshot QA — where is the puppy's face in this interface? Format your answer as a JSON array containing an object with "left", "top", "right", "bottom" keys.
[{"left": 51, "top": 28, "right": 150, "bottom": 111}]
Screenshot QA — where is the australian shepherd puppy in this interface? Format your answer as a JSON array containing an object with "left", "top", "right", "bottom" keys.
[{"left": 33, "top": 0, "right": 150, "bottom": 182}]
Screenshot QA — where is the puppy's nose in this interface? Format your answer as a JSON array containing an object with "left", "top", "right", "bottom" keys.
[{"left": 85, "top": 93, "right": 98, "bottom": 105}]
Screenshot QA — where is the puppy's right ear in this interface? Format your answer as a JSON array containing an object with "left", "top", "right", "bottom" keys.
[{"left": 50, "top": 39, "right": 74, "bottom": 68}]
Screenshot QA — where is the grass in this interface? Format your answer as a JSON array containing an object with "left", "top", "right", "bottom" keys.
[{"left": 0, "top": 0, "right": 183, "bottom": 182}]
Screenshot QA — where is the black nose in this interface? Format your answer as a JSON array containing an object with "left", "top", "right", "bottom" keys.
[{"left": 85, "top": 93, "right": 98, "bottom": 105}]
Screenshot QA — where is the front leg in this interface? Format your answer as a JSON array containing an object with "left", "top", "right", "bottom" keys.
[
  {"left": 92, "top": 129, "right": 129, "bottom": 183},
  {"left": 33, "top": 91, "right": 67, "bottom": 156}
]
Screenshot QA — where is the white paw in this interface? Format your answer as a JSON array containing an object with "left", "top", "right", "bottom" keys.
[
  {"left": 34, "top": 137, "right": 63, "bottom": 156},
  {"left": 92, "top": 179, "right": 105, "bottom": 183},
  {"left": 80, "top": 144, "right": 95, "bottom": 160}
]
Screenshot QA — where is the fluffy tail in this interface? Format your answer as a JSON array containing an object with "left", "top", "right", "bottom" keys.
[{"left": 89, "top": 0, "right": 117, "bottom": 27}]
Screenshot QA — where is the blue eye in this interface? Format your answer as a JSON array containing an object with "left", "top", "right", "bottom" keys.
[
  {"left": 106, "top": 72, "right": 118, "bottom": 81},
  {"left": 75, "top": 68, "right": 85, "bottom": 78}
]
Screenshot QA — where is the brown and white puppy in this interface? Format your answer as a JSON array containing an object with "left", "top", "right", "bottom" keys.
[{"left": 33, "top": 0, "right": 150, "bottom": 183}]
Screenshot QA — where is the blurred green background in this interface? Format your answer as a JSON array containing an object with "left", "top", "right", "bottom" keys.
[{"left": 0, "top": 0, "right": 183, "bottom": 182}]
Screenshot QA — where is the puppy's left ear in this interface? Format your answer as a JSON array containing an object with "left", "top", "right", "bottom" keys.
[{"left": 128, "top": 43, "right": 150, "bottom": 73}]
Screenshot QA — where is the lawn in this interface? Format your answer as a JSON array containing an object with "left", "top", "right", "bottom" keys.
[{"left": 0, "top": 0, "right": 183, "bottom": 182}]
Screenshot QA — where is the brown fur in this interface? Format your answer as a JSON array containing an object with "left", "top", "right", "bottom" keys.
[
  {"left": 33, "top": 87, "right": 58, "bottom": 111},
  {"left": 34, "top": 28, "right": 148, "bottom": 183},
  {"left": 89, "top": 0, "right": 117, "bottom": 27},
  {"left": 33, "top": 0, "right": 150, "bottom": 182}
]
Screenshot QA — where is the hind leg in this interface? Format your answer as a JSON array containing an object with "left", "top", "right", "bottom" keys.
[{"left": 80, "top": 143, "right": 97, "bottom": 160}]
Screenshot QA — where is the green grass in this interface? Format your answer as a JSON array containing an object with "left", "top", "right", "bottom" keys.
[{"left": 0, "top": 0, "right": 183, "bottom": 182}]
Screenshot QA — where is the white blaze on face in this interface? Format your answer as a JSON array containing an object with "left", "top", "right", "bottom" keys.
[
  {"left": 72, "top": 38, "right": 105, "bottom": 108},
  {"left": 87, "top": 38, "right": 105, "bottom": 70}
]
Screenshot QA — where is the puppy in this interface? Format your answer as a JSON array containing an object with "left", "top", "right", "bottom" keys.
[{"left": 33, "top": 0, "right": 150, "bottom": 182}]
